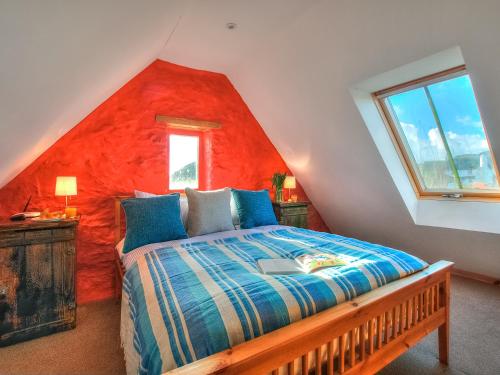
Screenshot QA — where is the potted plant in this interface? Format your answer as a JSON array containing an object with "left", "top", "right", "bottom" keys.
[{"left": 272, "top": 172, "right": 287, "bottom": 202}]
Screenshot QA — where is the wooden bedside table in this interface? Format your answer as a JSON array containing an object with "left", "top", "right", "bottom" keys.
[
  {"left": 272, "top": 201, "right": 309, "bottom": 229},
  {"left": 0, "top": 218, "right": 78, "bottom": 346}
]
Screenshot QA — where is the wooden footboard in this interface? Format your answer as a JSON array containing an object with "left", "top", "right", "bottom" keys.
[{"left": 166, "top": 260, "right": 453, "bottom": 375}]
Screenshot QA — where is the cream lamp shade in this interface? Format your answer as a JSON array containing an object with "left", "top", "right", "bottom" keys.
[
  {"left": 55, "top": 176, "right": 77, "bottom": 197},
  {"left": 284, "top": 176, "right": 296, "bottom": 189}
]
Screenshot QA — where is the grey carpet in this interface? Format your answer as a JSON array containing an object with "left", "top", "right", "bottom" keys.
[
  {"left": 0, "top": 276, "right": 498, "bottom": 375},
  {"left": 0, "top": 300, "right": 126, "bottom": 375},
  {"left": 379, "top": 276, "right": 500, "bottom": 375}
]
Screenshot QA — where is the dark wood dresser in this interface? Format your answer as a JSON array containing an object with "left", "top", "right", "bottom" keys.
[
  {"left": 272, "top": 201, "right": 309, "bottom": 229},
  {"left": 0, "top": 218, "right": 78, "bottom": 346}
]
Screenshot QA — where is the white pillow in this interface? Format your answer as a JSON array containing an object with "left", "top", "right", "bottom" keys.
[
  {"left": 185, "top": 187, "right": 234, "bottom": 237},
  {"left": 134, "top": 190, "right": 188, "bottom": 228}
]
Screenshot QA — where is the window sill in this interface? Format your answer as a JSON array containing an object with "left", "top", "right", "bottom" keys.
[
  {"left": 415, "top": 199, "right": 500, "bottom": 234},
  {"left": 418, "top": 195, "right": 500, "bottom": 203}
]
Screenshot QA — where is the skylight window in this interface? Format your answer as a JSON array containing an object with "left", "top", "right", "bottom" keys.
[
  {"left": 169, "top": 134, "right": 199, "bottom": 190},
  {"left": 374, "top": 66, "right": 500, "bottom": 198}
]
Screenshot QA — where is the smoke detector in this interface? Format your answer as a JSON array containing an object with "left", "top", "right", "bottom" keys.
[{"left": 226, "top": 22, "right": 237, "bottom": 30}]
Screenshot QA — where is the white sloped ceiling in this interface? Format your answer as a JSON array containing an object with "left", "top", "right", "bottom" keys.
[
  {"left": 0, "top": 0, "right": 186, "bottom": 186},
  {"left": 2, "top": 0, "right": 500, "bottom": 276},
  {"left": 162, "top": 0, "right": 500, "bottom": 277}
]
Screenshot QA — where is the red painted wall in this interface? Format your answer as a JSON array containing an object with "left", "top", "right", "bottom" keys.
[{"left": 0, "top": 60, "right": 329, "bottom": 303}]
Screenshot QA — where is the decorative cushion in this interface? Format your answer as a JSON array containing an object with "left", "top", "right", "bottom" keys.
[
  {"left": 231, "top": 189, "right": 278, "bottom": 229},
  {"left": 185, "top": 187, "right": 234, "bottom": 237},
  {"left": 121, "top": 194, "right": 188, "bottom": 253},
  {"left": 134, "top": 189, "right": 188, "bottom": 228}
]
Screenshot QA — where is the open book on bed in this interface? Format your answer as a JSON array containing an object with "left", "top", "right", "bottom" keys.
[
  {"left": 257, "top": 259, "right": 303, "bottom": 275},
  {"left": 258, "top": 253, "right": 347, "bottom": 275}
]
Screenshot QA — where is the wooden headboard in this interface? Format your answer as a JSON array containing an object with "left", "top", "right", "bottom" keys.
[{"left": 114, "top": 196, "right": 132, "bottom": 245}]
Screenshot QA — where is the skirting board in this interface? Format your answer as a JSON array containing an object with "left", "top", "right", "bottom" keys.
[{"left": 452, "top": 268, "right": 500, "bottom": 286}]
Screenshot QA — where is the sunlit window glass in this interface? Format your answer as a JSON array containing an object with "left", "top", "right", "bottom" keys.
[
  {"left": 169, "top": 135, "right": 199, "bottom": 190},
  {"left": 383, "top": 72, "right": 499, "bottom": 193}
]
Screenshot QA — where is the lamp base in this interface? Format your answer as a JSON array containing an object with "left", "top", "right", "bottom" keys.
[{"left": 64, "top": 207, "right": 78, "bottom": 218}]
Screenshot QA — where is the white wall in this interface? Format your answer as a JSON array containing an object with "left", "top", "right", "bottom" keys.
[{"left": 226, "top": 0, "right": 500, "bottom": 277}]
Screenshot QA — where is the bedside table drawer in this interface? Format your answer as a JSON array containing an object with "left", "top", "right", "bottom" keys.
[
  {"left": 282, "top": 206, "right": 307, "bottom": 216},
  {"left": 282, "top": 214, "right": 308, "bottom": 228},
  {"left": 273, "top": 201, "right": 309, "bottom": 229}
]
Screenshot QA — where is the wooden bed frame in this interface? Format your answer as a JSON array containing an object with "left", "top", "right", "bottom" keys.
[
  {"left": 113, "top": 196, "right": 128, "bottom": 300},
  {"left": 113, "top": 196, "right": 453, "bottom": 375}
]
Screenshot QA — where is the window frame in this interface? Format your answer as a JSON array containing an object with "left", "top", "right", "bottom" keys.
[
  {"left": 373, "top": 65, "right": 500, "bottom": 199},
  {"left": 167, "top": 130, "right": 206, "bottom": 192}
]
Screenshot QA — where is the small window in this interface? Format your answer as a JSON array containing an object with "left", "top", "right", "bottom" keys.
[
  {"left": 169, "top": 134, "right": 199, "bottom": 190},
  {"left": 375, "top": 66, "right": 500, "bottom": 198}
]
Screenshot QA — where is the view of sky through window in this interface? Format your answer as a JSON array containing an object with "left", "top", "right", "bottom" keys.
[
  {"left": 169, "top": 134, "right": 199, "bottom": 190},
  {"left": 384, "top": 73, "right": 499, "bottom": 193}
]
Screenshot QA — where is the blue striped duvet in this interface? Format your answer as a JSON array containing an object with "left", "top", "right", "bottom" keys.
[{"left": 123, "top": 227, "right": 427, "bottom": 374}]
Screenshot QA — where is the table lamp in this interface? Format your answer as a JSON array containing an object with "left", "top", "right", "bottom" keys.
[
  {"left": 284, "top": 176, "right": 296, "bottom": 202},
  {"left": 55, "top": 176, "right": 77, "bottom": 217}
]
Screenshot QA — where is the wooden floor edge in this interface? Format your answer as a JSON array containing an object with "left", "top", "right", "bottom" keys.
[{"left": 452, "top": 268, "right": 500, "bottom": 285}]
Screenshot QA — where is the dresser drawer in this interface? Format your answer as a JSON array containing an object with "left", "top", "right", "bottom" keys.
[
  {"left": 53, "top": 228, "right": 75, "bottom": 240},
  {"left": 25, "top": 229, "right": 53, "bottom": 242},
  {"left": 0, "top": 231, "right": 25, "bottom": 247},
  {"left": 21, "top": 227, "right": 75, "bottom": 243}
]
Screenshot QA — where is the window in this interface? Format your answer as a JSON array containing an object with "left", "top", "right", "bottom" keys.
[
  {"left": 169, "top": 134, "right": 199, "bottom": 190},
  {"left": 375, "top": 66, "right": 500, "bottom": 198}
]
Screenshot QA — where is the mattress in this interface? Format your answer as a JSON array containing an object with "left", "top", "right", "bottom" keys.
[
  {"left": 116, "top": 225, "right": 286, "bottom": 271},
  {"left": 120, "top": 226, "right": 428, "bottom": 375}
]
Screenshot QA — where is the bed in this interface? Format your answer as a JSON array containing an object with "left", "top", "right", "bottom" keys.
[{"left": 114, "top": 196, "right": 453, "bottom": 375}]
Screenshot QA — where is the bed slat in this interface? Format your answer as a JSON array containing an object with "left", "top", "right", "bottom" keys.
[
  {"left": 349, "top": 329, "right": 356, "bottom": 368},
  {"left": 301, "top": 352, "right": 309, "bottom": 375},
  {"left": 339, "top": 334, "right": 346, "bottom": 373},
  {"left": 327, "top": 340, "right": 334, "bottom": 375},
  {"left": 360, "top": 323, "right": 366, "bottom": 361},
  {"left": 368, "top": 319, "right": 374, "bottom": 355}
]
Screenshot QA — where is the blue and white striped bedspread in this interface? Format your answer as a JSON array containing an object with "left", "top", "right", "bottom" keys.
[{"left": 123, "top": 227, "right": 428, "bottom": 374}]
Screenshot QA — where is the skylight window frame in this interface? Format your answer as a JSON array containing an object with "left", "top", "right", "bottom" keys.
[{"left": 373, "top": 65, "right": 500, "bottom": 200}]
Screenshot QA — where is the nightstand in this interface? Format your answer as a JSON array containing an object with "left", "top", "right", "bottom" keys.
[
  {"left": 272, "top": 201, "right": 309, "bottom": 229},
  {"left": 0, "top": 218, "right": 78, "bottom": 346}
]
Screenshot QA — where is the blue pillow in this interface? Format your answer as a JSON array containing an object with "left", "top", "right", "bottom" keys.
[
  {"left": 121, "top": 194, "right": 188, "bottom": 253},
  {"left": 231, "top": 189, "right": 278, "bottom": 229}
]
